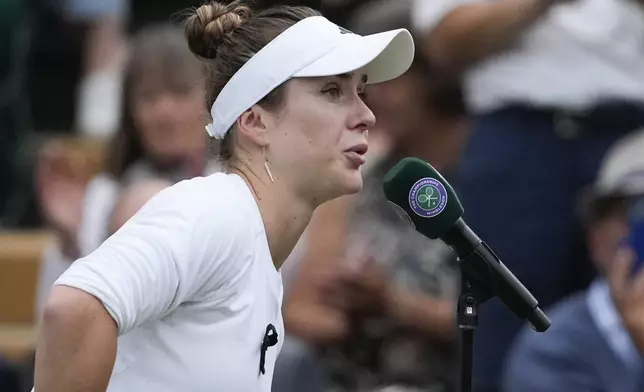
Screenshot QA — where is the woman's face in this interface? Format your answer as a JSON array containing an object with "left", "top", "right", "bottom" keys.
[
  {"left": 266, "top": 72, "right": 375, "bottom": 203},
  {"left": 131, "top": 74, "right": 206, "bottom": 165}
]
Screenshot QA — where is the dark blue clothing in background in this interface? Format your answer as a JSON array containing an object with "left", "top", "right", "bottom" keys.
[
  {"left": 454, "top": 104, "right": 644, "bottom": 392},
  {"left": 503, "top": 289, "right": 644, "bottom": 392},
  {"left": 0, "top": 355, "right": 20, "bottom": 392}
]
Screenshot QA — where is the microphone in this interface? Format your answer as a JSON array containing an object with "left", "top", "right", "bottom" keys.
[
  {"left": 259, "top": 324, "right": 278, "bottom": 375},
  {"left": 382, "top": 157, "right": 550, "bottom": 332}
]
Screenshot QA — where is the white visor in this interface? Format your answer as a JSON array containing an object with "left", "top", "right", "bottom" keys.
[{"left": 205, "top": 15, "right": 415, "bottom": 139}]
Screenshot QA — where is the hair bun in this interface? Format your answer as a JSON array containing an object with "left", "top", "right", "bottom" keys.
[{"left": 184, "top": 1, "right": 253, "bottom": 59}]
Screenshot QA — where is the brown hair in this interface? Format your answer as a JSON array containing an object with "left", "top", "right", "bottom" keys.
[
  {"left": 183, "top": 0, "right": 320, "bottom": 168},
  {"left": 106, "top": 23, "right": 205, "bottom": 180}
]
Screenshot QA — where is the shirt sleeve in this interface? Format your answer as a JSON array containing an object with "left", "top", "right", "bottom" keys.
[
  {"left": 54, "top": 179, "right": 253, "bottom": 335},
  {"left": 411, "top": 0, "right": 479, "bottom": 34}
]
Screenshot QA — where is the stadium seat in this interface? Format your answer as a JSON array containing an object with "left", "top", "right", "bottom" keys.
[{"left": 0, "top": 231, "right": 53, "bottom": 361}]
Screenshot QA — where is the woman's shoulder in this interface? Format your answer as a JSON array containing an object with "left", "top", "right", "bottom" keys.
[
  {"left": 162, "top": 172, "right": 251, "bottom": 206},
  {"left": 135, "top": 172, "right": 258, "bottom": 234}
]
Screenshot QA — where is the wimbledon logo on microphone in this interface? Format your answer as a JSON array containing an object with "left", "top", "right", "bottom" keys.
[{"left": 408, "top": 177, "right": 448, "bottom": 218}]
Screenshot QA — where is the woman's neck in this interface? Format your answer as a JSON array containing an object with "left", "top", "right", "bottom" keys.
[{"left": 231, "top": 165, "right": 314, "bottom": 270}]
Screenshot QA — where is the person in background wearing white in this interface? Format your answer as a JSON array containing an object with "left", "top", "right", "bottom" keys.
[
  {"left": 34, "top": 23, "right": 211, "bottom": 321},
  {"left": 58, "top": 0, "right": 129, "bottom": 137},
  {"left": 411, "top": 1, "right": 644, "bottom": 391},
  {"left": 31, "top": 0, "right": 415, "bottom": 391}
]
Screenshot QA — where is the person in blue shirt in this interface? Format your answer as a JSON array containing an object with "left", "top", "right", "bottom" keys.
[{"left": 503, "top": 129, "right": 644, "bottom": 392}]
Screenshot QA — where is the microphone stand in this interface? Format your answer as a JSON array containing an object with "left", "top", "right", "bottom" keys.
[
  {"left": 455, "top": 253, "right": 495, "bottom": 392},
  {"left": 441, "top": 221, "right": 551, "bottom": 392},
  {"left": 458, "top": 272, "right": 478, "bottom": 392}
]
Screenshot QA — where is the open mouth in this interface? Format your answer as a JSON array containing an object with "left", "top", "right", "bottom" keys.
[{"left": 344, "top": 143, "right": 368, "bottom": 156}]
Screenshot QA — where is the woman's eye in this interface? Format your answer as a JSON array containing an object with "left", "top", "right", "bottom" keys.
[{"left": 324, "top": 86, "right": 342, "bottom": 98}]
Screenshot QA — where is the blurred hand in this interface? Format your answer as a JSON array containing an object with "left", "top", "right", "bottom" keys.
[
  {"left": 608, "top": 248, "right": 644, "bottom": 354},
  {"left": 36, "top": 141, "right": 87, "bottom": 259},
  {"left": 313, "top": 257, "right": 390, "bottom": 314},
  {"left": 341, "top": 258, "right": 393, "bottom": 317},
  {"left": 284, "top": 260, "right": 355, "bottom": 344},
  {"left": 316, "top": 263, "right": 360, "bottom": 311}
]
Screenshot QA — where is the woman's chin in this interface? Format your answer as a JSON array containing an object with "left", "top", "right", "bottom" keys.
[
  {"left": 339, "top": 171, "right": 364, "bottom": 196},
  {"left": 316, "top": 167, "right": 364, "bottom": 204}
]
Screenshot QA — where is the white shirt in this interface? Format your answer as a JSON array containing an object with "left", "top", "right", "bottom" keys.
[
  {"left": 41, "top": 173, "right": 284, "bottom": 392},
  {"left": 412, "top": 0, "right": 644, "bottom": 112}
]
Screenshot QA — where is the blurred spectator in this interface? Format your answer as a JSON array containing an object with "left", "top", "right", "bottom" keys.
[
  {"left": 33, "top": 23, "right": 213, "bottom": 320},
  {"left": 274, "top": 1, "right": 467, "bottom": 391},
  {"left": 67, "top": 0, "right": 128, "bottom": 137},
  {"left": 0, "top": 0, "right": 128, "bottom": 228},
  {"left": 28, "top": 0, "right": 127, "bottom": 135},
  {"left": 412, "top": 1, "right": 644, "bottom": 390},
  {"left": 503, "top": 129, "right": 644, "bottom": 392}
]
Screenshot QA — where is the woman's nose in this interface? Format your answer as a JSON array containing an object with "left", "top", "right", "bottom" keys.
[{"left": 351, "top": 97, "right": 376, "bottom": 132}]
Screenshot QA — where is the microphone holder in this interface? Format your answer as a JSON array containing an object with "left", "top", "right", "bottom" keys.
[{"left": 455, "top": 252, "right": 496, "bottom": 392}]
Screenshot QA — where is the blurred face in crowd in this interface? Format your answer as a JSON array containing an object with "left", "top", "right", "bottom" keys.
[
  {"left": 365, "top": 69, "right": 426, "bottom": 143},
  {"left": 364, "top": 66, "right": 467, "bottom": 170},
  {"left": 131, "top": 64, "right": 206, "bottom": 165},
  {"left": 587, "top": 197, "right": 630, "bottom": 274}
]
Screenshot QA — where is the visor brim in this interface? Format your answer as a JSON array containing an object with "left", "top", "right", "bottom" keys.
[{"left": 293, "top": 28, "right": 415, "bottom": 84}]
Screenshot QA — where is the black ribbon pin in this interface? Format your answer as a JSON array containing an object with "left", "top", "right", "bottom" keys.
[{"left": 259, "top": 324, "right": 278, "bottom": 375}]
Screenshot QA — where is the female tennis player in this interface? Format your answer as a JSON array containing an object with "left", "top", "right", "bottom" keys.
[{"left": 32, "top": 1, "right": 414, "bottom": 391}]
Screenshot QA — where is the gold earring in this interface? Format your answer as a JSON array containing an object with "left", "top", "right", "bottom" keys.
[{"left": 263, "top": 145, "right": 274, "bottom": 183}]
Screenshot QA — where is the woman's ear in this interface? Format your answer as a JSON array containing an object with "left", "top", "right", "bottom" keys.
[{"left": 237, "top": 105, "right": 271, "bottom": 146}]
